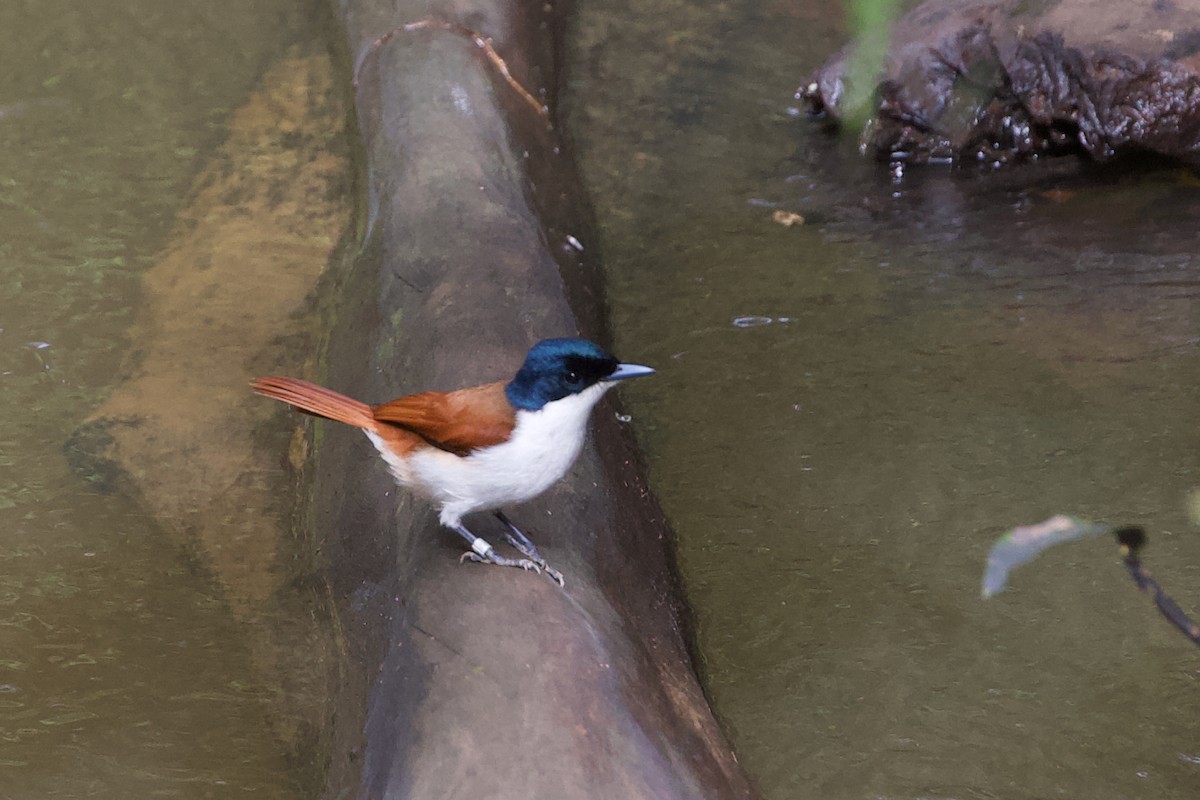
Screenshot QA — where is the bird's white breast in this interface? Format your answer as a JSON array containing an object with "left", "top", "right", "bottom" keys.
[{"left": 365, "top": 382, "right": 611, "bottom": 526}]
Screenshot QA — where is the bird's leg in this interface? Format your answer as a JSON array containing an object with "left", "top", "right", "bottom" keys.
[
  {"left": 494, "top": 511, "right": 565, "bottom": 587},
  {"left": 447, "top": 522, "right": 543, "bottom": 576}
]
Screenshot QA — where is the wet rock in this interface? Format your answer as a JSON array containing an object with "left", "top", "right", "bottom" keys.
[{"left": 800, "top": 0, "right": 1200, "bottom": 167}]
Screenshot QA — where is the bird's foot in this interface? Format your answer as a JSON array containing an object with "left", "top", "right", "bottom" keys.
[
  {"left": 494, "top": 512, "right": 565, "bottom": 587},
  {"left": 449, "top": 520, "right": 565, "bottom": 587},
  {"left": 502, "top": 533, "right": 565, "bottom": 587},
  {"left": 458, "top": 547, "right": 543, "bottom": 576}
]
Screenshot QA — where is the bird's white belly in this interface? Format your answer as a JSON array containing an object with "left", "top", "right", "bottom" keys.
[
  {"left": 366, "top": 383, "right": 605, "bottom": 525},
  {"left": 412, "top": 431, "right": 583, "bottom": 515}
]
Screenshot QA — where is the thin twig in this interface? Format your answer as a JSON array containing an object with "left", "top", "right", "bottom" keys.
[{"left": 1116, "top": 527, "right": 1200, "bottom": 649}]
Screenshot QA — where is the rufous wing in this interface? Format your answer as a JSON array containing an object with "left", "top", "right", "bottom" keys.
[{"left": 372, "top": 380, "right": 516, "bottom": 456}]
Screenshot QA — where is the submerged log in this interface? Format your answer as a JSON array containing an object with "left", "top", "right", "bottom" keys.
[
  {"left": 800, "top": 0, "right": 1200, "bottom": 168},
  {"left": 63, "top": 52, "right": 352, "bottom": 759}
]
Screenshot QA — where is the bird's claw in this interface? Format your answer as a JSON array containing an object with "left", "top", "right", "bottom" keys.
[
  {"left": 543, "top": 564, "right": 566, "bottom": 587},
  {"left": 501, "top": 532, "right": 565, "bottom": 587},
  {"left": 459, "top": 549, "right": 542, "bottom": 575},
  {"left": 459, "top": 548, "right": 564, "bottom": 586}
]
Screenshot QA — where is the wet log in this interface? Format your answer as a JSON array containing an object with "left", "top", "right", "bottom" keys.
[
  {"left": 800, "top": 0, "right": 1200, "bottom": 168},
  {"left": 318, "top": 1, "right": 756, "bottom": 797}
]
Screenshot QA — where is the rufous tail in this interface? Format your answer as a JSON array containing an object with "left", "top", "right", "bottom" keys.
[{"left": 251, "top": 376, "right": 376, "bottom": 430}]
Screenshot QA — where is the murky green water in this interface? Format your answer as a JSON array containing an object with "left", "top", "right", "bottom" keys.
[
  {"left": 0, "top": 2, "right": 326, "bottom": 795},
  {"left": 569, "top": 2, "right": 1200, "bottom": 798},
  {"left": 7, "top": 0, "right": 1198, "bottom": 796}
]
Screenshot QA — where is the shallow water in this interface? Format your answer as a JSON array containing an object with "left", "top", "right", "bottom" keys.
[
  {"left": 568, "top": 2, "right": 1200, "bottom": 798},
  {"left": 0, "top": 2, "right": 332, "bottom": 795},
  {"left": 6, "top": 0, "right": 1198, "bottom": 796}
]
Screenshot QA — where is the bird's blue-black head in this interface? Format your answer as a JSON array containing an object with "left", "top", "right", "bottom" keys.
[{"left": 505, "top": 338, "right": 623, "bottom": 411}]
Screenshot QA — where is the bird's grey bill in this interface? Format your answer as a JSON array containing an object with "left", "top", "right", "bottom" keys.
[{"left": 608, "top": 363, "right": 656, "bottom": 381}]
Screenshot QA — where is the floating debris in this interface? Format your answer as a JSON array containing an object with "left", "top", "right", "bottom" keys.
[
  {"left": 732, "top": 316, "right": 773, "bottom": 328},
  {"left": 732, "top": 316, "right": 793, "bottom": 328},
  {"left": 772, "top": 210, "right": 805, "bottom": 227},
  {"left": 982, "top": 515, "right": 1107, "bottom": 598},
  {"left": 983, "top": 516, "right": 1200, "bottom": 649}
]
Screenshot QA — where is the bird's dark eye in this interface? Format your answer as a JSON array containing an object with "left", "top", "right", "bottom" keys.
[{"left": 566, "top": 370, "right": 580, "bottom": 384}]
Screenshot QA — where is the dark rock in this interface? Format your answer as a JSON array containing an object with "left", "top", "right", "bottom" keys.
[{"left": 800, "top": 0, "right": 1200, "bottom": 167}]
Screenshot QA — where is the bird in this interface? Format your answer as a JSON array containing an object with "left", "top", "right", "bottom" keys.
[{"left": 251, "top": 337, "right": 654, "bottom": 586}]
